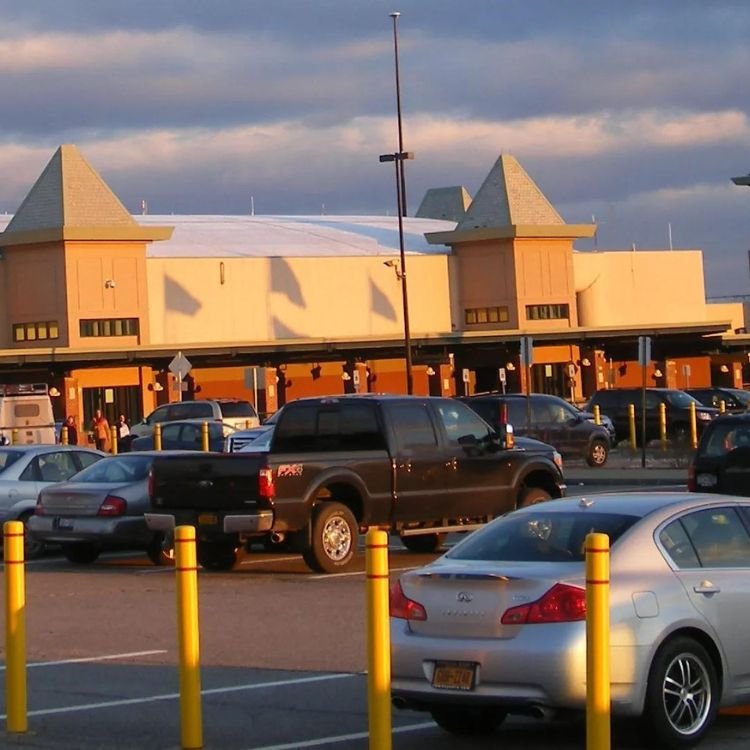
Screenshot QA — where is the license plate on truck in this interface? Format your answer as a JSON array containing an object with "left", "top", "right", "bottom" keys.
[
  {"left": 432, "top": 662, "right": 477, "bottom": 691},
  {"left": 198, "top": 513, "right": 218, "bottom": 526}
]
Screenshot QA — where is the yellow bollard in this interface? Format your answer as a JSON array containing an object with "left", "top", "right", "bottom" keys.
[
  {"left": 61, "top": 426, "right": 69, "bottom": 445},
  {"left": 720, "top": 399, "right": 726, "bottom": 414},
  {"left": 689, "top": 402, "right": 698, "bottom": 449},
  {"left": 154, "top": 423, "right": 162, "bottom": 451},
  {"left": 11, "top": 428, "right": 18, "bottom": 445},
  {"left": 201, "top": 421, "right": 209, "bottom": 452},
  {"left": 586, "top": 532, "right": 610, "bottom": 750},
  {"left": 366, "top": 529, "right": 392, "bottom": 750},
  {"left": 175, "top": 525, "right": 202, "bottom": 749},
  {"left": 627, "top": 403, "right": 636, "bottom": 450},
  {"left": 659, "top": 403, "right": 667, "bottom": 452},
  {"left": 111, "top": 428, "right": 118, "bottom": 455},
  {"left": 4, "top": 520, "right": 27, "bottom": 733},
  {"left": 593, "top": 404, "right": 601, "bottom": 425}
]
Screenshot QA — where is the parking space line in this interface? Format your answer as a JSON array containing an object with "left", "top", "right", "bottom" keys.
[
  {"left": 240, "top": 556, "right": 301, "bottom": 566},
  {"left": 307, "top": 565, "right": 418, "bottom": 581},
  {"left": 0, "top": 650, "right": 168, "bottom": 671},
  {"left": 248, "top": 721, "right": 435, "bottom": 749},
  {"left": 0, "top": 672, "right": 356, "bottom": 719}
]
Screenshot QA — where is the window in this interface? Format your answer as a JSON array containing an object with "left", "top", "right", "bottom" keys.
[
  {"left": 79, "top": 318, "right": 139, "bottom": 338},
  {"left": 12, "top": 321, "right": 60, "bottom": 343},
  {"left": 436, "top": 401, "right": 492, "bottom": 447},
  {"left": 680, "top": 508, "right": 750, "bottom": 568},
  {"left": 526, "top": 304, "right": 570, "bottom": 321},
  {"left": 464, "top": 306, "right": 509, "bottom": 326},
  {"left": 386, "top": 404, "right": 438, "bottom": 449}
]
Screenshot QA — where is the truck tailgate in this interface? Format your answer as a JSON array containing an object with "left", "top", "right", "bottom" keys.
[{"left": 150, "top": 453, "right": 267, "bottom": 510}]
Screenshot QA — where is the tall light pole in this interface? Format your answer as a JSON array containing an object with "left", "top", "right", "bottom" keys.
[
  {"left": 381, "top": 11, "right": 415, "bottom": 394},
  {"left": 390, "top": 11, "right": 408, "bottom": 217}
]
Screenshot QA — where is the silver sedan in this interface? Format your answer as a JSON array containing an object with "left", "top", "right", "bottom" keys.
[
  {"left": 0, "top": 444, "right": 104, "bottom": 557},
  {"left": 391, "top": 492, "right": 750, "bottom": 749},
  {"left": 28, "top": 451, "right": 174, "bottom": 565}
]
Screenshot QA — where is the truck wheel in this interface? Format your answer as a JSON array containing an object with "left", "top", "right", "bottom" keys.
[
  {"left": 198, "top": 541, "right": 237, "bottom": 571},
  {"left": 586, "top": 439, "right": 609, "bottom": 467},
  {"left": 518, "top": 487, "right": 552, "bottom": 508},
  {"left": 62, "top": 542, "right": 100, "bottom": 565},
  {"left": 399, "top": 533, "right": 445, "bottom": 553},
  {"left": 302, "top": 502, "right": 357, "bottom": 573},
  {"left": 146, "top": 533, "right": 175, "bottom": 566}
]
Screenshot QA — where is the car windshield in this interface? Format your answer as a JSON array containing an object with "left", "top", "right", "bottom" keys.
[
  {"left": 0, "top": 450, "right": 24, "bottom": 474},
  {"left": 730, "top": 390, "right": 750, "bottom": 406},
  {"left": 665, "top": 391, "right": 701, "bottom": 407},
  {"left": 445, "top": 511, "right": 639, "bottom": 563},
  {"left": 71, "top": 454, "right": 153, "bottom": 483}
]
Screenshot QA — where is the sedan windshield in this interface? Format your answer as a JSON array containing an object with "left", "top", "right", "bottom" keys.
[
  {"left": 0, "top": 450, "right": 24, "bottom": 474},
  {"left": 72, "top": 455, "right": 153, "bottom": 483},
  {"left": 446, "top": 511, "right": 639, "bottom": 563},
  {"left": 665, "top": 391, "right": 701, "bottom": 407}
]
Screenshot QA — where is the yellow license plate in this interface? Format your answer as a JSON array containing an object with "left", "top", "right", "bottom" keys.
[
  {"left": 198, "top": 513, "right": 218, "bottom": 525},
  {"left": 432, "top": 663, "right": 476, "bottom": 691}
]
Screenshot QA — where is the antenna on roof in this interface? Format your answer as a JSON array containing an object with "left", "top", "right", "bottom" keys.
[
  {"left": 631, "top": 242, "right": 637, "bottom": 252},
  {"left": 668, "top": 222, "right": 673, "bottom": 251},
  {"left": 321, "top": 203, "right": 326, "bottom": 215},
  {"left": 141, "top": 199, "right": 148, "bottom": 216},
  {"left": 250, "top": 196, "right": 255, "bottom": 216}
]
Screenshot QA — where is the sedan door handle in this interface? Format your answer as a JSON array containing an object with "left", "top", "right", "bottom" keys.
[{"left": 693, "top": 581, "right": 721, "bottom": 595}]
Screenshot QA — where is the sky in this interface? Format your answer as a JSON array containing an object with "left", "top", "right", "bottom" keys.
[{"left": 1, "top": 1, "right": 750, "bottom": 297}]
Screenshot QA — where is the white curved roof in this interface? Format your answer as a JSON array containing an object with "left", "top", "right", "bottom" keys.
[{"left": 138, "top": 214, "right": 454, "bottom": 258}]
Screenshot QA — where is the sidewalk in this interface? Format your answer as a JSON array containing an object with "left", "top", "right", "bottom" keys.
[{"left": 565, "top": 448, "right": 690, "bottom": 486}]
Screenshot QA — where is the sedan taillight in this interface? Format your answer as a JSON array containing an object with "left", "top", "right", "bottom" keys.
[
  {"left": 389, "top": 580, "right": 427, "bottom": 621},
  {"left": 501, "top": 583, "right": 585, "bottom": 624},
  {"left": 98, "top": 495, "right": 127, "bottom": 517}
]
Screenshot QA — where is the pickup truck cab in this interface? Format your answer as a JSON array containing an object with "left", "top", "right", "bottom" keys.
[{"left": 146, "top": 395, "right": 565, "bottom": 573}]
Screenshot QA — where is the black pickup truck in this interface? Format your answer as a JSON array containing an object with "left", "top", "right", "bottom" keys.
[{"left": 146, "top": 395, "right": 565, "bottom": 573}]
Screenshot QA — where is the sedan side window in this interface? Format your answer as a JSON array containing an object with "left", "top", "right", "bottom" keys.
[
  {"left": 659, "top": 520, "right": 700, "bottom": 569},
  {"left": 682, "top": 508, "right": 750, "bottom": 568},
  {"left": 75, "top": 452, "right": 102, "bottom": 470},
  {"left": 436, "top": 402, "right": 492, "bottom": 447},
  {"left": 38, "top": 452, "right": 79, "bottom": 482}
]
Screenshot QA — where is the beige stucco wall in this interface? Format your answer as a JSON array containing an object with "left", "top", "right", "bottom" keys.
[
  {"left": 574, "top": 250, "right": 708, "bottom": 327},
  {"left": 146, "top": 254, "right": 452, "bottom": 345},
  {"left": 705, "top": 301, "right": 747, "bottom": 332}
]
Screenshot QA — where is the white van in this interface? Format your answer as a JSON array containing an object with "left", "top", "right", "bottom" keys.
[{"left": 0, "top": 383, "right": 56, "bottom": 445}]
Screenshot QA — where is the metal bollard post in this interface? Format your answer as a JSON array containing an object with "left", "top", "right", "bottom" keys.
[
  {"left": 659, "top": 403, "right": 667, "bottom": 452},
  {"left": 201, "top": 421, "right": 209, "bottom": 452},
  {"left": 175, "top": 525, "right": 202, "bottom": 749},
  {"left": 586, "top": 532, "right": 610, "bottom": 750},
  {"left": 11, "top": 428, "right": 18, "bottom": 445},
  {"left": 720, "top": 399, "right": 726, "bottom": 414},
  {"left": 593, "top": 404, "right": 601, "bottom": 425},
  {"left": 366, "top": 529, "right": 392, "bottom": 750},
  {"left": 111, "top": 429, "right": 118, "bottom": 455},
  {"left": 61, "top": 426, "right": 69, "bottom": 445},
  {"left": 627, "top": 404, "right": 636, "bottom": 451},
  {"left": 154, "top": 423, "right": 162, "bottom": 451},
  {"left": 689, "top": 402, "right": 698, "bottom": 449},
  {"left": 4, "top": 520, "right": 27, "bottom": 733}
]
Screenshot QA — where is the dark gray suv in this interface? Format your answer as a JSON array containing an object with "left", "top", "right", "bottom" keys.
[{"left": 459, "top": 393, "right": 611, "bottom": 466}]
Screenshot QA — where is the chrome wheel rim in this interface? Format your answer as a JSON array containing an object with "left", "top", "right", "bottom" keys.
[
  {"left": 662, "top": 652, "right": 711, "bottom": 735},
  {"left": 591, "top": 444, "right": 607, "bottom": 464},
  {"left": 322, "top": 516, "right": 352, "bottom": 561}
]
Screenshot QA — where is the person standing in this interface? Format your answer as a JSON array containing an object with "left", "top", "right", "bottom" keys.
[
  {"left": 64, "top": 416, "right": 78, "bottom": 446},
  {"left": 91, "top": 409, "right": 111, "bottom": 452},
  {"left": 117, "top": 414, "right": 132, "bottom": 451}
]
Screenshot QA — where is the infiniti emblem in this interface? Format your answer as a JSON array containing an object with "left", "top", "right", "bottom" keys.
[{"left": 456, "top": 591, "right": 473, "bottom": 603}]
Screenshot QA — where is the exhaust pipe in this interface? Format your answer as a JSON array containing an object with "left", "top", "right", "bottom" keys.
[
  {"left": 528, "top": 704, "right": 554, "bottom": 721},
  {"left": 270, "top": 532, "right": 286, "bottom": 545}
]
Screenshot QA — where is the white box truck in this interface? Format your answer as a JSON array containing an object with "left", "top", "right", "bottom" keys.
[{"left": 0, "top": 383, "right": 56, "bottom": 445}]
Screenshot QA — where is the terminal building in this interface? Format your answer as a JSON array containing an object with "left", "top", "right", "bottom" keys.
[{"left": 0, "top": 144, "right": 746, "bottom": 435}]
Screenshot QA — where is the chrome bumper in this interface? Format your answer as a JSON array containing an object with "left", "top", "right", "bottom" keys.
[{"left": 144, "top": 511, "right": 274, "bottom": 535}]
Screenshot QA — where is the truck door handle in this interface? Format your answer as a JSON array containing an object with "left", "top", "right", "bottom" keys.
[
  {"left": 398, "top": 460, "right": 412, "bottom": 473},
  {"left": 445, "top": 457, "right": 458, "bottom": 470},
  {"left": 693, "top": 581, "right": 721, "bottom": 595}
]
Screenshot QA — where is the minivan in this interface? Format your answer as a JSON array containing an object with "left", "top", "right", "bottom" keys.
[
  {"left": 130, "top": 398, "right": 259, "bottom": 439},
  {"left": 459, "top": 392, "right": 612, "bottom": 466}
]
